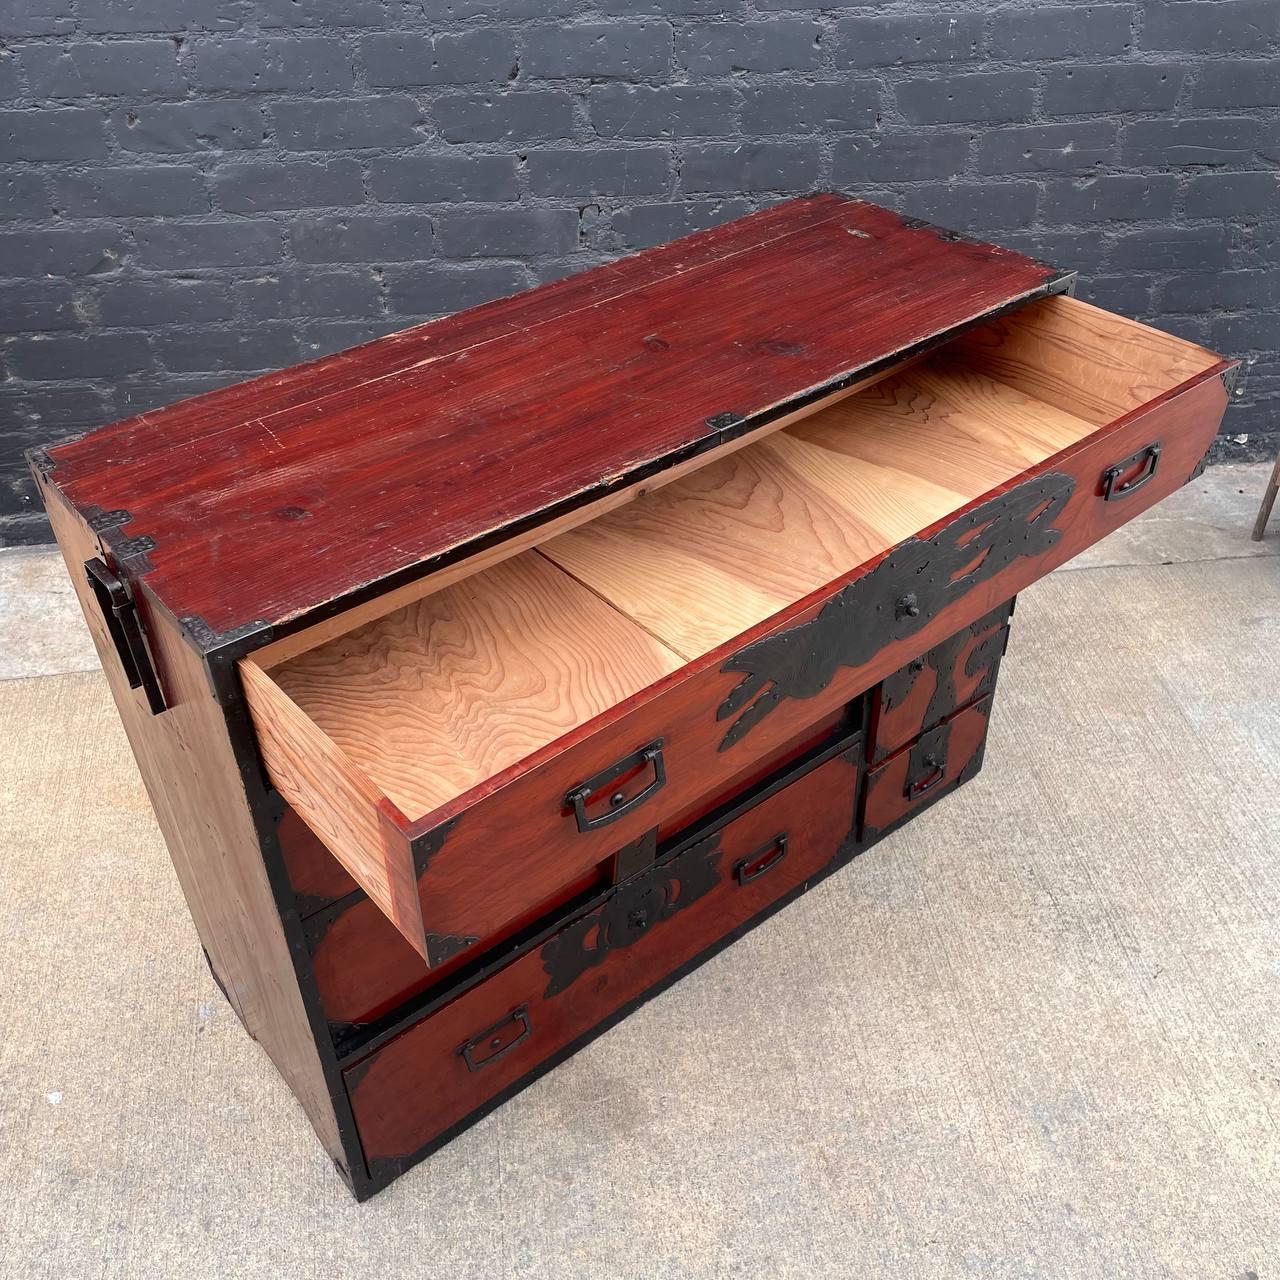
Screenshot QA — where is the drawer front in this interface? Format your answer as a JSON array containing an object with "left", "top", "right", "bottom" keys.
[
  {"left": 304, "top": 706, "right": 861, "bottom": 1035},
  {"left": 401, "top": 372, "right": 1223, "bottom": 955},
  {"left": 861, "top": 694, "right": 992, "bottom": 843},
  {"left": 868, "top": 602, "right": 1011, "bottom": 764},
  {"left": 343, "top": 743, "right": 861, "bottom": 1181}
]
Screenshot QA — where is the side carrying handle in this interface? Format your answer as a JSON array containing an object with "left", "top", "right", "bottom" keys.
[
  {"left": 1101, "top": 442, "right": 1161, "bottom": 501},
  {"left": 84, "top": 558, "right": 166, "bottom": 715},
  {"left": 565, "top": 739, "right": 667, "bottom": 834}
]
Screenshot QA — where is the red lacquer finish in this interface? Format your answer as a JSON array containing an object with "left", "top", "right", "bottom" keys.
[
  {"left": 36, "top": 194, "right": 1067, "bottom": 642},
  {"left": 344, "top": 746, "right": 861, "bottom": 1176}
]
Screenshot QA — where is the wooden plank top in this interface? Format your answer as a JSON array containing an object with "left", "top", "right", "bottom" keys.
[{"left": 34, "top": 193, "right": 1071, "bottom": 650}]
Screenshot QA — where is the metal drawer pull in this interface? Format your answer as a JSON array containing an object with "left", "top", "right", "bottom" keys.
[
  {"left": 905, "top": 754, "right": 946, "bottom": 801},
  {"left": 734, "top": 834, "right": 789, "bottom": 886},
  {"left": 458, "top": 1005, "right": 532, "bottom": 1072},
  {"left": 1102, "top": 442, "right": 1161, "bottom": 501},
  {"left": 565, "top": 739, "right": 667, "bottom": 834}
]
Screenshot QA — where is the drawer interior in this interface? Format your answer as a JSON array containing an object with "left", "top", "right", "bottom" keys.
[{"left": 242, "top": 293, "right": 1221, "bottom": 905}]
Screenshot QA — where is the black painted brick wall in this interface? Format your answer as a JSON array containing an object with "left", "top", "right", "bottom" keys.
[{"left": 2, "top": 0, "right": 1277, "bottom": 544}]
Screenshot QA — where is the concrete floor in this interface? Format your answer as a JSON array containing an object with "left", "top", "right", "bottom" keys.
[{"left": 0, "top": 464, "right": 1276, "bottom": 1279}]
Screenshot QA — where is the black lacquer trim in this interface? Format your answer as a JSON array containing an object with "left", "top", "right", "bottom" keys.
[{"left": 717, "top": 473, "right": 1074, "bottom": 751}]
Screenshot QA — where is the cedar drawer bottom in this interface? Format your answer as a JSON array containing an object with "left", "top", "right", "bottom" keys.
[
  {"left": 343, "top": 741, "right": 862, "bottom": 1186},
  {"left": 241, "top": 291, "right": 1232, "bottom": 971},
  {"left": 301, "top": 703, "right": 866, "bottom": 1042}
]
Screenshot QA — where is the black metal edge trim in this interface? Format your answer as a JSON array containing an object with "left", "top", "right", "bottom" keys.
[
  {"left": 1220, "top": 362, "right": 1242, "bottom": 397},
  {"left": 331, "top": 720, "right": 869, "bottom": 1067},
  {"left": 196, "top": 266, "right": 1074, "bottom": 658},
  {"left": 200, "top": 644, "right": 374, "bottom": 1196},
  {"left": 354, "top": 818, "right": 870, "bottom": 1198}
]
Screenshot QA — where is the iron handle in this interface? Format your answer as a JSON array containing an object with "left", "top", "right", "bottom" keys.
[
  {"left": 734, "top": 834, "right": 789, "bottom": 886},
  {"left": 905, "top": 754, "right": 946, "bottom": 801},
  {"left": 458, "top": 1005, "right": 532, "bottom": 1072},
  {"left": 565, "top": 739, "right": 667, "bottom": 834},
  {"left": 1102, "top": 442, "right": 1161, "bottom": 501}
]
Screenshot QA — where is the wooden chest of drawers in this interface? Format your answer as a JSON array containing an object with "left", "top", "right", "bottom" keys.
[{"left": 29, "top": 194, "right": 1237, "bottom": 1200}]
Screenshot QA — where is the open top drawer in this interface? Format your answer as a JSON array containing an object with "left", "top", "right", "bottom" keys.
[{"left": 241, "top": 294, "right": 1234, "bottom": 965}]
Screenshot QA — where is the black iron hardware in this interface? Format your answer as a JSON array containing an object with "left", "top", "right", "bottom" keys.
[
  {"left": 734, "top": 834, "right": 789, "bottom": 886},
  {"left": 458, "top": 1005, "right": 532, "bottom": 1072},
  {"left": 565, "top": 739, "right": 667, "bottom": 834},
  {"left": 905, "top": 753, "right": 945, "bottom": 801},
  {"left": 84, "top": 557, "right": 166, "bottom": 715},
  {"left": 1102, "top": 442, "right": 1161, "bottom": 501}
]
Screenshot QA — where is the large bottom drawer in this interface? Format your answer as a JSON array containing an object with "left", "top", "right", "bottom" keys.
[{"left": 342, "top": 740, "right": 862, "bottom": 1186}]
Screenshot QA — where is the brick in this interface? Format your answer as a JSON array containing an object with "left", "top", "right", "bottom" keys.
[
  {"left": 0, "top": 385, "right": 108, "bottom": 428},
  {"left": 977, "top": 122, "right": 1119, "bottom": 174},
  {"left": 525, "top": 22, "right": 671, "bottom": 79},
  {"left": 135, "top": 220, "right": 282, "bottom": 268},
  {"left": 96, "top": 277, "right": 235, "bottom": 327},
  {"left": 1210, "top": 312, "right": 1280, "bottom": 352},
  {"left": 112, "top": 374, "right": 239, "bottom": 416},
  {"left": 681, "top": 140, "right": 822, "bottom": 192},
  {"left": 1193, "top": 60, "right": 1280, "bottom": 108},
  {"left": 0, "top": 227, "right": 125, "bottom": 277},
  {"left": 0, "top": 52, "right": 20, "bottom": 99},
  {"left": 1160, "top": 269, "right": 1279, "bottom": 312},
  {"left": 193, "top": 38, "right": 354, "bottom": 93},
  {"left": 834, "top": 132, "right": 969, "bottom": 183},
  {"left": 740, "top": 81, "right": 878, "bottom": 135},
  {"left": 534, "top": 255, "right": 612, "bottom": 285},
  {"left": 0, "top": 108, "right": 108, "bottom": 161},
  {"left": 272, "top": 98, "right": 424, "bottom": 150},
  {"left": 1143, "top": 1, "right": 1279, "bottom": 51},
  {"left": 1233, "top": 220, "right": 1280, "bottom": 267},
  {"left": 112, "top": 101, "right": 268, "bottom": 154},
  {"left": 1076, "top": 275, "right": 1152, "bottom": 315},
  {"left": 247, "top": 0, "right": 386, "bottom": 26},
  {"left": 299, "top": 318, "right": 402, "bottom": 360},
  {"left": 52, "top": 166, "right": 208, "bottom": 218},
  {"left": 77, "top": 0, "right": 237, "bottom": 32},
  {"left": 436, "top": 209, "right": 577, "bottom": 257},
  {"left": 601, "top": 0, "right": 739, "bottom": 12},
  {"left": 235, "top": 269, "right": 381, "bottom": 320},
  {"left": 898, "top": 181, "right": 1039, "bottom": 232},
  {"left": 1043, "top": 175, "right": 1177, "bottom": 224},
  {"left": 362, "top": 30, "right": 516, "bottom": 87},
  {"left": 434, "top": 91, "right": 574, "bottom": 143},
  {"left": 897, "top": 72, "right": 1035, "bottom": 124},
  {"left": 528, "top": 148, "right": 670, "bottom": 198},
  {"left": 590, "top": 85, "right": 737, "bottom": 139},
  {"left": 835, "top": 13, "right": 982, "bottom": 66},
  {"left": 291, "top": 213, "right": 435, "bottom": 262},
  {"left": 153, "top": 323, "right": 302, "bottom": 373},
  {"left": 1185, "top": 171, "right": 1280, "bottom": 218},
  {"left": 1000, "top": 230, "right": 1109, "bottom": 275},
  {"left": 427, "top": 0, "right": 577, "bottom": 15},
  {"left": 385, "top": 263, "right": 526, "bottom": 315},
  {"left": 609, "top": 198, "right": 752, "bottom": 250},
  {"left": 4, "top": 332, "right": 153, "bottom": 380},
  {"left": 0, "top": 281, "right": 81, "bottom": 332},
  {"left": 215, "top": 159, "right": 365, "bottom": 213},
  {"left": 989, "top": 6, "right": 1134, "bottom": 58},
  {"left": 0, "top": 172, "right": 51, "bottom": 221},
  {"left": 1108, "top": 226, "right": 1232, "bottom": 270},
  {"left": 677, "top": 21, "right": 820, "bottom": 74},
  {"left": 20, "top": 40, "right": 183, "bottom": 98},
  {"left": 0, "top": 0, "right": 73, "bottom": 37},
  {"left": 370, "top": 154, "right": 518, "bottom": 203},
  {"left": 1044, "top": 64, "right": 1183, "bottom": 114},
  {"left": 1121, "top": 117, "right": 1279, "bottom": 166}
]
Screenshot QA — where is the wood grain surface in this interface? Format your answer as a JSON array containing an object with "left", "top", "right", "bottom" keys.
[
  {"left": 39, "top": 194, "right": 1069, "bottom": 641},
  {"left": 269, "top": 552, "right": 683, "bottom": 818}
]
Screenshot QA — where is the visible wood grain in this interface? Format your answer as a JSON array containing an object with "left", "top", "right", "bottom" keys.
[
  {"left": 265, "top": 553, "right": 683, "bottom": 819},
  {"left": 38, "top": 484, "right": 348, "bottom": 1167},
  {"left": 948, "top": 293, "right": 1219, "bottom": 426},
  {"left": 41, "top": 194, "right": 1068, "bottom": 641},
  {"left": 540, "top": 339, "right": 1101, "bottom": 659}
]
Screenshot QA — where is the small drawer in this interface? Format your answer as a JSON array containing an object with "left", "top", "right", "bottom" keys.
[
  {"left": 861, "top": 694, "right": 992, "bottom": 844},
  {"left": 868, "top": 601, "right": 1011, "bottom": 764},
  {"left": 342, "top": 741, "right": 862, "bottom": 1183},
  {"left": 243, "top": 293, "right": 1230, "bottom": 970}
]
